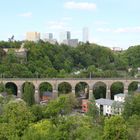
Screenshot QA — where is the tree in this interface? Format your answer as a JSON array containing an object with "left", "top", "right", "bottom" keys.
[
  {"left": 124, "top": 45, "right": 140, "bottom": 68},
  {"left": 0, "top": 100, "right": 34, "bottom": 139},
  {"left": 30, "top": 104, "right": 44, "bottom": 122},
  {"left": 58, "top": 82, "right": 72, "bottom": 95},
  {"left": 123, "top": 94, "right": 140, "bottom": 119},
  {"left": 111, "top": 82, "right": 124, "bottom": 99},
  {"left": 128, "top": 82, "right": 138, "bottom": 93},
  {"left": 22, "top": 115, "right": 101, "bottom": 140},
  {"left": 127, "top": 115, "right": 140, "bottom": 140},
  {"left": 87, "top": 96, "right": 99, "bottom": 121},
  {"left": 22, "top": 120, "right": 54, "bottom": 140},
  {"left": 44, "top": 94, "right": 77, "bottom": 118},
  {"left": 39, "top": 82, "right": 52, "bottom": 98},
  {"left": 93, "top": 85, "right": 106, "bottom": 99},
  {"left": 52, "top": 115, "right": 98, "bottom": 140},
  {"left": 0, "top": 48, "right": 6, "bottom": 63},
  {"left": 22, "top": 82, "right": 35, "bottom": 106},
  {"left": 103, "top": 115, "right": 128, "bottom": 140},
  {"left": 0, "top": 82, "right": 4, "bottom": 93}
]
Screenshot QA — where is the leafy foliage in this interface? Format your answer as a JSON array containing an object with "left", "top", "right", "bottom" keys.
[
  {"left": 123, "top": 94, "right": 140, "bottom": 119},
  {"left": 0, "top": 100, "right": 34, "bottom": 139},
  {"left": 0, "top": 41, "right": 135, "bottom": 78},
  {"left": 44, "top": 94, "right": 77, "bottom": 118},
  {"left": 22, "top": 82, "right": 35, "bottom": 106},
  {"left": 103, "top": 115, "right": 128, "bottom": 140}
]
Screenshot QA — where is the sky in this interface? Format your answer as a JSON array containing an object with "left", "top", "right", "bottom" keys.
[{"left": 0, "top": 0, "right": 140, "bottom": 49}]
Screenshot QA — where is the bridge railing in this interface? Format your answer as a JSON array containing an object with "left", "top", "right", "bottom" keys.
[{"left": 0, "top": 77, "right": 140, "bottom": 81}]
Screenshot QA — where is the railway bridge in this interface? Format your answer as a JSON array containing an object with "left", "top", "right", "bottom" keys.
[{"left": 1, "top": 78, "right": 140, "bottom": 102}]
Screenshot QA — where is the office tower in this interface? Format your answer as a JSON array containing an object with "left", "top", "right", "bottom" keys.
[
  {"left": 59, "top": 31, "right": 71, "bottom": 43},
  {"left": 83, "top": 27, "right": 89, "bottom": 43},
  {"left": 43, "top": 33, "right": 57, "bottom": 44},
  {"left": 26, "top": 32, "right": 40, "bottom": 42},
  {"left": 66, "top": 31, "right": 71, "bottom": 40},
  {"left": 46, "top": 33, "right": 53, "bottom": 40}
]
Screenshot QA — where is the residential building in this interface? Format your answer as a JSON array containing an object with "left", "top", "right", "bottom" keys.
[
  {"left": 95, "top": 93, "right": 126, "bottom": 116},
  {"left": 82, "top": 99, "right": 88, "bottom": 113},
  {"left": 26, "top": 32, "right": 40, "bottom": 42},
  {"left": 112, "top": 47, "right": 123, "bottom": 52},
  {"left": 96, "top": 98, "right": 114, "bottom": 115},
  {"left": 41, "top": 91, "right": 52, "bottom": 101},
  {"left": 114, "top": 93, "right": 126, "bottom": 102}
]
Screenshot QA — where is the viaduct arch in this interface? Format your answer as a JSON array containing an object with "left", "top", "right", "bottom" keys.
[{"left": 1, "top": 78, "right": 140, "bottom": 102}]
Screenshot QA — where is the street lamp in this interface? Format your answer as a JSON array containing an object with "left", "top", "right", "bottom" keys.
[
  {"left": 89, "top": 72, "right": 91, "bottom": 79},
  {"left": 36, "top": 72, "right": 38, "bottom": 81}
]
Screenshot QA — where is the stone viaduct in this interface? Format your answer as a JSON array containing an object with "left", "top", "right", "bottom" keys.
[{"left": 1, "top": 78, "right": 140, "bottom": 102}]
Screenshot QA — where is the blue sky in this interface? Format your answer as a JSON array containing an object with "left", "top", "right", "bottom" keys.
[{"left": 0, "top": 0, "right": 140, "bottom": 49}]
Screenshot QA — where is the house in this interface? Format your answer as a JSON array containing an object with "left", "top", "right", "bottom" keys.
[
  {"left": 41, "top": 91, "right": 52, "bottom": 101},
  {"left": 114, "top": 93, "right": 126, "bottom": 102},
  {"left": 95, "top": 93, "right": 126, "bottom": 116},
  {"left": 96, "top": 98, "right": 114, "bottom": 116},
  {"left": 82, "top": 99, "right": 88, "bottom": 113}
]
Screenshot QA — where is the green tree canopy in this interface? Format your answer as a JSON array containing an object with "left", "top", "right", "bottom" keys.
[
  {"left": 0, "top": 100, "right": 34, "bottom": 139},
  {"left": 103, "top": 115, "right": 128, "bottom": 140},
  {"left": 22, "top": 82, "right": 35, "bottom": 106}
]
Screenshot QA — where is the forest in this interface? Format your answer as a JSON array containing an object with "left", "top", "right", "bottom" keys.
[
  {"left": 0, "top": 40, "right": 140, "bottom": 78},
  {"left": 0, "top": 92, "right": 140, "bottom": 140}
]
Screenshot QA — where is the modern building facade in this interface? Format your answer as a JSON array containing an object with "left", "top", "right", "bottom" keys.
[
  {"left": 42, "top": 33, "right": 57, "bottom": 44},
  {"left": 46, "top": 33, "right": 53, "bottom": 40},
  {"left": 83, "top": 27, "right": 89, "bottom": 43},
  {"left": 63, "top": 39, "right": 78, "bottom": 47},
  {"left": 59, "top": 31, "right": 71, "bottom": 43},
  {"left": 26, "top": 32, "right": 40, "bottom": 42}
]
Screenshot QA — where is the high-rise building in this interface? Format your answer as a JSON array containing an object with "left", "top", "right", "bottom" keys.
[
  {"left": 42, "top": 33, "right": 57, "bottom": 44},
  {"left": 66, "top": 31, "right": 71, "bottom": 40},
  {"left": 46, "top": 33, "right": 53, "bottom": 40},
  {"left": 82, "top": 27, "right": 89, "bottom": 43},
  {"left": 26, "top": 32, "right": 40, "bottom": 42},
  {"left": 59, "top": 31, "right": 71, "bottom": 43}
]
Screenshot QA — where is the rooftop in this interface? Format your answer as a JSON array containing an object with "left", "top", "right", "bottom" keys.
[
  {"left": 114, "top": 93, "right": 126, "bottom": 97},
  {"left": 96, "top": 98, "right": 114, "bottom": 106},
  {"left": 42, "top": 91, "right": 52, "bottom": 97}
]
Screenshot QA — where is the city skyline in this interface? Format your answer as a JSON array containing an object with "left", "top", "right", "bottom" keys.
[{"left": 0, "top": 0, "right": 140, "bottom": 49}]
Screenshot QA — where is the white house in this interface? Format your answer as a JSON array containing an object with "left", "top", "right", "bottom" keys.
[
  {"left": 96, "top": 98, "right": 114, "bottom": 116},
  {"left": 114, "top": 93, "right": 126, "bottom": 102},
  {"left": 96, "top": 93, "right": 126, "bottom": 116}
]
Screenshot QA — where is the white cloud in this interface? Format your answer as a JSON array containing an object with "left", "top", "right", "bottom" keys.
[
  {"left": 19, "top": 12, "right": 32, "bottom": 18},
  {"left": 94, "top": 20, "right": 109, "bottom": 25},
  {"left": 115, "top": 27, "right": 140, "bottom": 33},
  {"left": 97, "top": 26, "right": 140, "bottom": 33},
  {"left": 97, "top": 28, "right": 111, "bottom": 32},
  {"left": 62, "top": 16, "right": 72, "bottom": 21},
  {"left": 47, "top": 21, "right": 70, "bottom": 30},
  {"left": 64, "top": 1, "right": 96, "bottom": 10}
]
